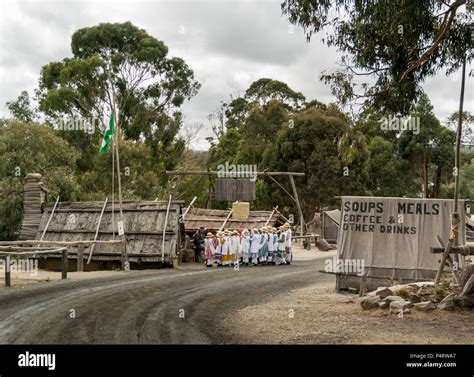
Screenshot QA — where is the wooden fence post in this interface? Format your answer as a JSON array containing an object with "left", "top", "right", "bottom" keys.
[
  {"left": 5, "top": 255, "right": 11, "bottom": 287},
  {"left": 62, "top": 248, "right": 68, "bottom": 279},
  {"left": 77, "top": 244, "right": 84, "bottom": 272}
]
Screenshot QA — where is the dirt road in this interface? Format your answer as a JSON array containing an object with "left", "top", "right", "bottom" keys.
[{"left": 0, "top": 254, "right": 334, "bottom": 344}]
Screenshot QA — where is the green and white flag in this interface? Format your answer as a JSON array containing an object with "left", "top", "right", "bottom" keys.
[{"left": 99, "top": 111, "right": 115, "bottom": 155}]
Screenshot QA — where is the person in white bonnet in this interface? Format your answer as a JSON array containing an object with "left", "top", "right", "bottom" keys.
[
  {"left": 284, "top": 222, "right": 292, "bottom": 265},
  {"left": 277, "top": 226, "right": 287, "bottom": 265},
  {"left": 204, "top": 232, "right": 215, "bottom": 267},
  {"left": 250, "top": 228, "right": 260, "bottom": 266}
]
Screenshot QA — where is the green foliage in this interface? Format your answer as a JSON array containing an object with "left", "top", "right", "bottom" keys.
[
  {"left": 0, "top": 120, "right": 79, "bottom": 239},
  {"left": 36, "top": 21, "right": 200, "bottom": 183},
  {"left": 6, "top": 91, "right": 38, "bottom": 122},
  {"left": 281, "top": 0, "right": 472, "bottom": 114}
]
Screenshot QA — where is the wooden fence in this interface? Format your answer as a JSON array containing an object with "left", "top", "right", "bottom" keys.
[{"left": 0, "top": 240, "right": 122, "bottom": 287}]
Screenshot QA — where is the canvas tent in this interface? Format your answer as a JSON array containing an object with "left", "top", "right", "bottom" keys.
[
  {"left": 336, "top": 196, "right": 467, "bottom": 291},
  {"left": 322, "top": 209, "right": 340, "bottom": 243}
]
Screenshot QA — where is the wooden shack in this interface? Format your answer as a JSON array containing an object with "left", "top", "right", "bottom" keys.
[
  {"left": 37, "top": 200, "right": 184, "bottom": 265},
  {"left": 19, "top": 174, "right": 186, "bottom": 268},
  {"left": 184, "top": 207, "right": 285, "bottom": 233}
]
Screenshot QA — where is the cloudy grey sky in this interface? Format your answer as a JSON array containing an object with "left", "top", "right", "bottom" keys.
[{"left": 0, "top": 0, "right": 472, "bottom": 150}]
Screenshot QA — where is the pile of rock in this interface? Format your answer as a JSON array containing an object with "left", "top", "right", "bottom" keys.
[{"left": 359, "top": 281, "right": 474, "bottom": 314}]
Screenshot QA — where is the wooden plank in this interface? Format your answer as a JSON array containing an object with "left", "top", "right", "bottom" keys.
[
  {"left": 289, "top": 175, "right": 304, "bottom": 243},
  {"left": 5, "top": 256, "right": 11, "bottom": 287},
  {"left": 182, "top": 197, "right": 197, "bottom": 220},
  {"left": 35, "top": 230, "right": 176, "bottom": 236},
  {"left": 162, "top": 195, "right": 172, "bottom": 263},
  {"left": 219, "top": 209, "right": 233, "bottom": 231},
  {"left": 62, "top": 249, "right": 68, "bottom": 279},
  {"left": 87, "top": 198, "right": 108, "bottom": 264},
  {"left": 0, "top": 248, "right": 67, "bottom": 257},
  {"left": 264, "top": 206, "right": 278, "bottom": 227},
  {"left": 166, "top": 171, "right": 305, "bottom": 176},
  {"left": 0, "top": 240, "right": 122, "bottom": 246},
  {"left": 46, "top": 208, "right": 179, "bottom": 213},
  {"left": 39, "top": 196, "right": 60, "bottom": 241},
  {"left": 77, "top": 244, "right": 84, "bottom": 272}
]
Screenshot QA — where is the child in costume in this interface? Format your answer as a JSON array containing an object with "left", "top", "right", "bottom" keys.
[
  {"left": 284, "top": 223, "right": 292, "bottom": 265},
  {"left": 259, "top": 228, "right": 269, "bottom": 265},
  {"left": 277, "top": 226, "right": 287, "bottom": 265},
  {"left": 240, "top": 229, "right": 250, "bottom": 266},
  {"left": 250, "top": 228, "right": 260, "bottom": 266},
  {"left": 267, "top": 227, "right": 275, "bottom": 265},
  {"left": 214, "top": 231, "right": 223, "bottom": 267},
  {"left": 230, "top": 230, "right": 240, "bottom": 266},
  {"left": 204, "top": 232, "right": 215, "bottom": 267}
]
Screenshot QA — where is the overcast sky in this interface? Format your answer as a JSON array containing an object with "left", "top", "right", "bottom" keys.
[{"left": 0, "top": 0, "right": 472, "bottom": 150}]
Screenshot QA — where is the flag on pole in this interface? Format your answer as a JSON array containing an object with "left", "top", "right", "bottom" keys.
[{"left": 99, "top": 111, "right": 115, "bottom": 155}]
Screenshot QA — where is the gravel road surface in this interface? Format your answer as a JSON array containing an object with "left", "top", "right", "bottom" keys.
[{"left": 0, "top": 255, "right": 333, "bottom": 344}]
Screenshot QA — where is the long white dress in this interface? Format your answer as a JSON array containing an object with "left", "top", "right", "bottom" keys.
[{"left": 250, "top": 232, "right": 260, "bottom": 265}]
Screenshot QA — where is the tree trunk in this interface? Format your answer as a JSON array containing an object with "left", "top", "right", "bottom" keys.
[{"left": 432, "top": 164, "right": 442, "bottom": 198}]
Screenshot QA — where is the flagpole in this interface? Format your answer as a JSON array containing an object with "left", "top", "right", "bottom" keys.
[
  {"left": 112, "top": 132, "right": 115, "bottom": 239},
  {"left": 113, "top": 102, "right": 128, "bottom": 271}
]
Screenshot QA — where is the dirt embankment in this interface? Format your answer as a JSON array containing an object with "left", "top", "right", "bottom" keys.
[{"left": 223, "top": 282, "right": 474, "bottom": 344}]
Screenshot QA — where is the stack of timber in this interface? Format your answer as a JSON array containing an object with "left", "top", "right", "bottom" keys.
[
  {"left": 19, "top": 173, "right": 48, "bottom": 240},
  {"left": 33, "top": 200, "right": 185, "bottom": 264}
]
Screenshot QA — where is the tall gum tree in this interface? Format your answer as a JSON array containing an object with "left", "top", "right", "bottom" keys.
[{"left": 36, "top": 22, "right": 200, "bottom": 170}]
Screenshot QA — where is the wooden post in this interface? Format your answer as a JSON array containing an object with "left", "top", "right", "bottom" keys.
[
  {"left": 5, "top": 255, "right": 11, "bottom": 287},
  {"left": 77, "top": 244, "right": 84, "bottom": 272},
  {"left": 40, "top": 196, "right": 60, "bottom": 241},
  {"left": 435, "top": 55, "right": 466, "bottom": 285},
  {"left": 182, "top": 196, "right": 197, "bottom": 220},
  {"left": 87, "top": 198, "right": 108, "bottom": 264},
  {"left": 62, "top": 248, "right": 68, "bottom": 279},
  {"left": 113, "top": 104, "right": 128, "bottom": 271},
  {"left": 171, "top": 176, "right": 182, "bottom": 201},
  {"left": 219, "top": 209, "right": 233, "bottom": 231},
  {"left": 289, "top": 175, "right": 304, "bottom": 244},
  {"left": 264, "top": 206, "right": 278, "bottom": 227},
  {"left": 162, "top": 195, "right": 172, "bottom": 263},
  {"left": 321, "top": 212, "right": 325, "bottom": 240},
  {"left": 359, "top": 273, "right": 367, "bottom": 297}
]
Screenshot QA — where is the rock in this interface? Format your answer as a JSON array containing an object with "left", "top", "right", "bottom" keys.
[
  {"left": 453, "top": 295, "right": 474, "bottom": 309},
  {"left": 409, "top": 294, "right": 421, "bottom": 304},
  {"left": 374, "top": 287, "right": 393, "bottom": 299},
  {"left": 378, "top": 300, "right": 390, "bottom": 309},
  {"left": 389, "top": 300, "right": 413, "bottom": 314},
  {"left": 407, "top": 281, "right": 435, "bottom": 289},
  {"left": 413, "top": 301, "right": 437, "bottom": 312},
  {"left": 438, "top": 293, "right": 456, "bottom": 311},
  {"left": 316, "top": 238, "right": 331, "bottom": 251},
  {"left": 384, "top": 295, "right": 405, "bottom": 303},
  {"left": 360, "top": 296, "right": 381, "bottom": 310}
]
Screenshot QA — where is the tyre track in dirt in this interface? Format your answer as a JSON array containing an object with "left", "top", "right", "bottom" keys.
[{"left": 0, "top": 259, "right": 332, "bottom": 344}]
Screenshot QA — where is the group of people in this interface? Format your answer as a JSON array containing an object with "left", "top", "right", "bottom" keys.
[{"left": 195, "top": 223, "right": 293, "bottom": 267}]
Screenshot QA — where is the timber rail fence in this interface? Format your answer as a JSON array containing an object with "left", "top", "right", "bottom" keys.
[{"left": 0, "top": 240, "right": 122, "bottom": 287}]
